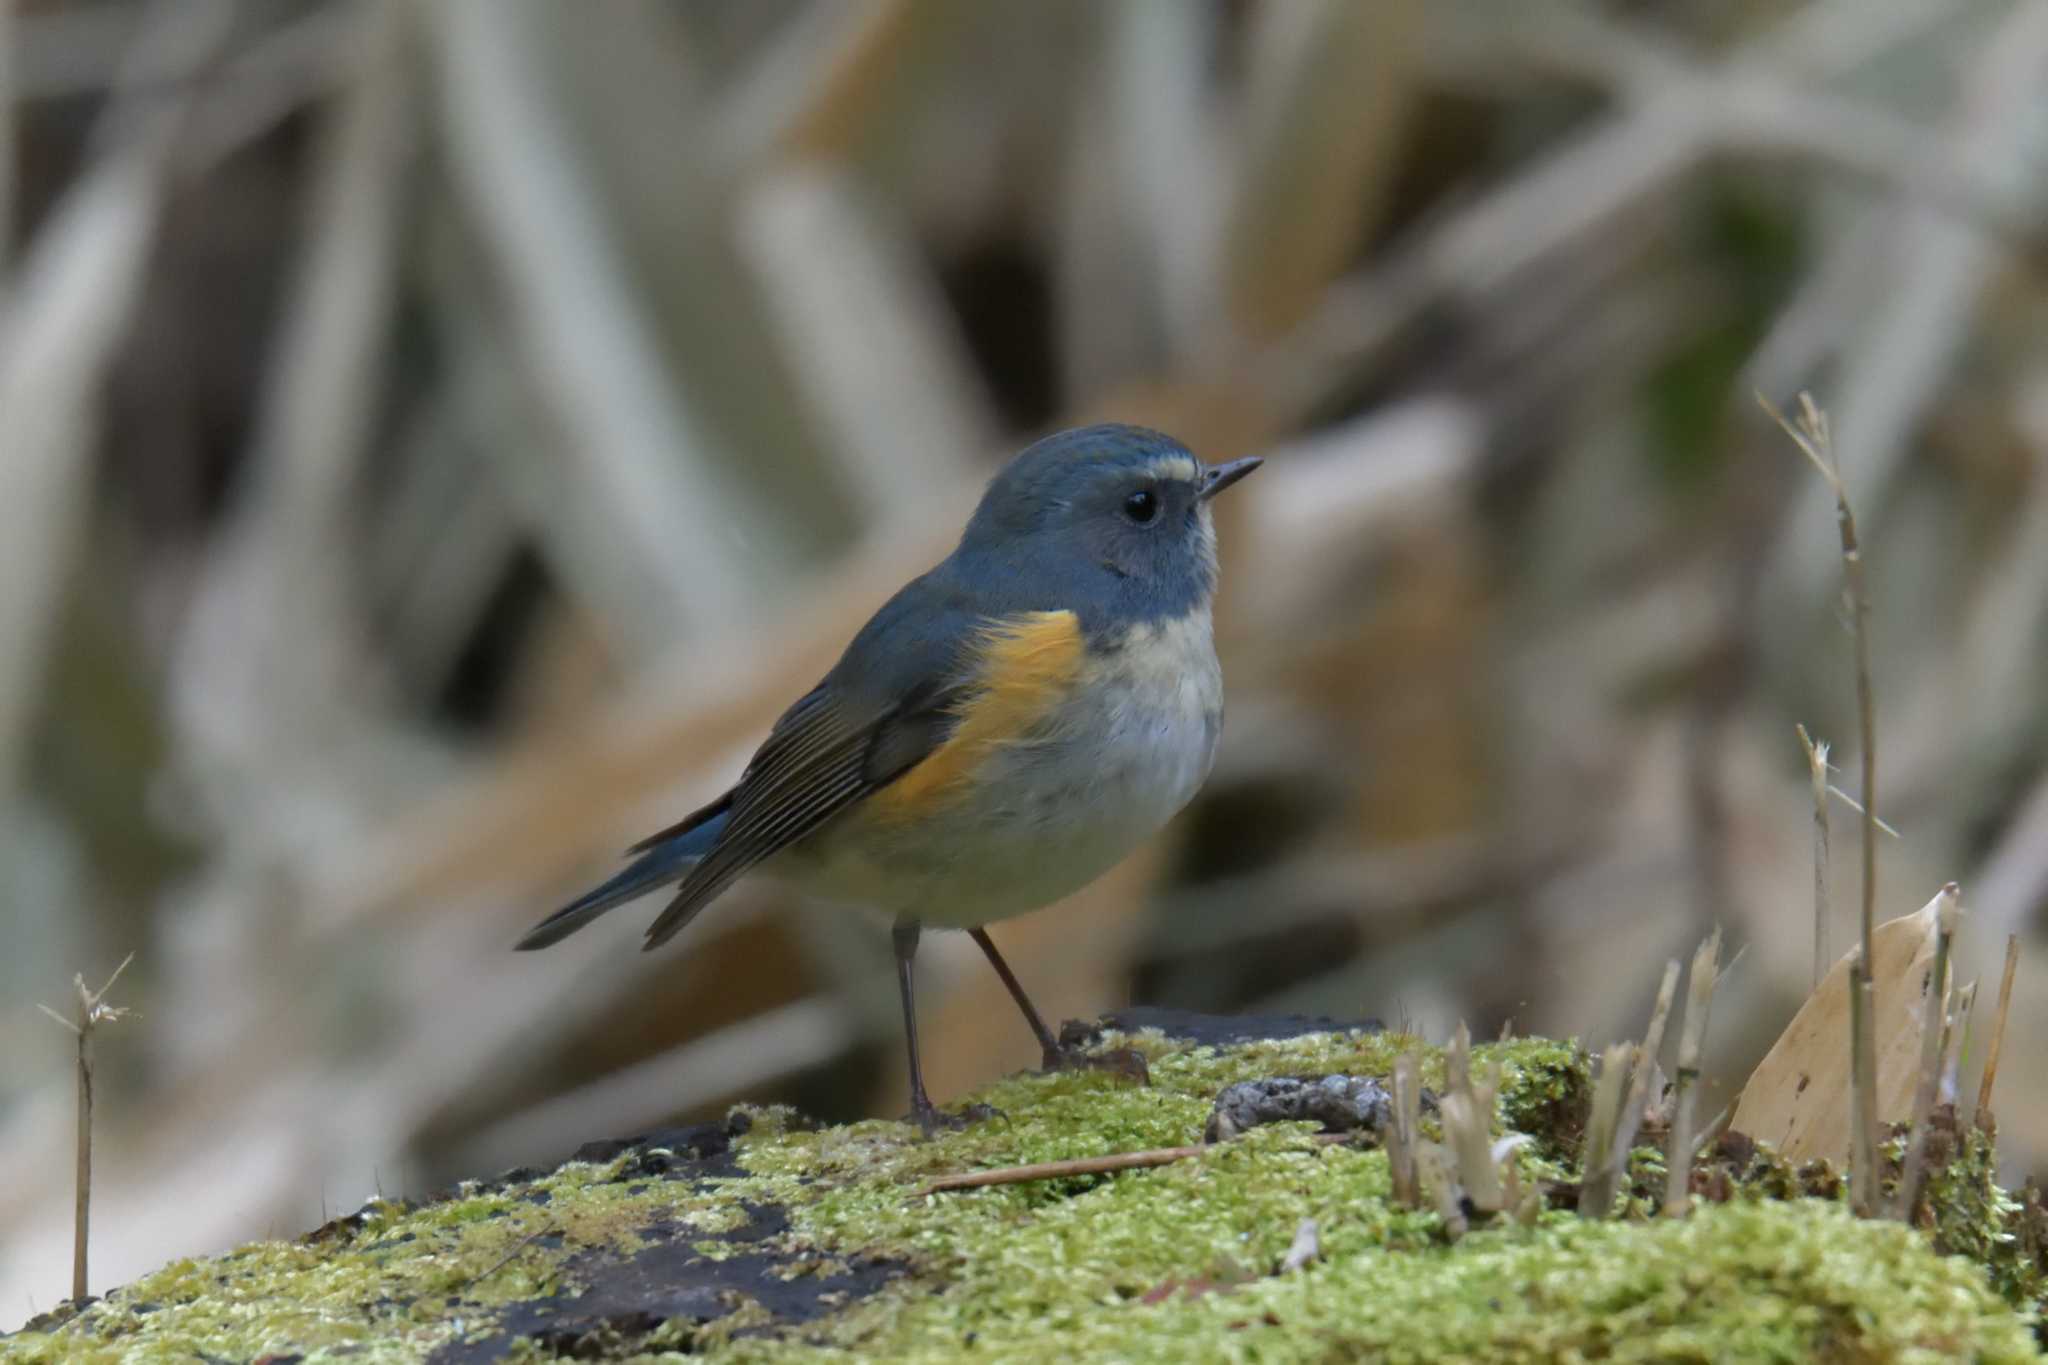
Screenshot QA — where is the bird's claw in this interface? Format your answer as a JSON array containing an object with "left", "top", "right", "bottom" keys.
[{"left": 906, "top": 1100, "right": 1003, "bottom": 1136}]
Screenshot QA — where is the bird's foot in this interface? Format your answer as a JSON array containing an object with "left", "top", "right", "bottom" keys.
[
  {"left": 905, "top": 1099, "right": 1002, "bottom": 1136},
  {"left": 1041, "top": 1045, "right": 1151, "bottom": 1086}
]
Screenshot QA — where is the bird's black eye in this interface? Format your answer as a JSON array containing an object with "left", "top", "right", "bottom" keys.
[{"left": 1123, "top": 488, "right": 1159, "bottom": 525}]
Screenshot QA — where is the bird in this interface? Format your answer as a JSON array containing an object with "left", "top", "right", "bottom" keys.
[{"left": 515, "top": 423, "right": 1260, "bottom": 1131}]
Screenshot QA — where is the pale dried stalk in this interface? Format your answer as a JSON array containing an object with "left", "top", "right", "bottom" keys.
[
  {"left": 1689, "top": 1103, "right": 1733, "bottom": 1161},
  {"left": 0, "top": 0, "right": 13, "bottom": 278},
  {"left": 1583, "top": 961, "right": 1679, "bottom": 1216},
  {"left": 736, "top": 168, "right": 990, "bottom": 522},
  {"left": 921, "top": 1132, "right": 1364, "bottom": 1196},
  {"left": 0, "top": 0, "right": 237, "bottom": 789},
  {"left": 1662, "top": 929, "right": 1722, "bottom": 1216},
  {"left": 1387, "top": 1051, "right": 1422, "bottom": 1208},
  {"left": 1500, "top": 1144, "right": 1544, "bottom": 1227},
  {"left": 922, "top": 1145, "right": 1206, "bottom": 1194},
  {"left": 1623, "top": 962, "right": 1681, "bottom": 1140},
  {"left": 1439, "top": 1023, "right": 1504, "bottom": 1216},
  {"left": 1973, "top": 935, "right": 2020, "bottom": 1128},
  {"left": 1941, "top": 980, "right": 1976, "bottom": 1107},
  {"left": 426, "top": 0, "right": 755, "bottom": 640},
  {"left": 1764, "top": 391, "right": 1880, "bottom": 1214},
  {"left": 37, "top": 954, "right": 134, "bottom": 1302},
  {"left": 1418, "top": 1145, "right": 1468, "bottom": 1241},
  {"left": 1578, "top": 1042, "right": 1635, "bottom": 1219},
  {"left": 1894, "top": 884, "right": 1959, "bottom": 1221},
  {"left": 1824, "top": 783, "right": 1900, "bottom": 839},
  {"left": 1797, "top": 724, "right": 1831, "bottom": 989}
]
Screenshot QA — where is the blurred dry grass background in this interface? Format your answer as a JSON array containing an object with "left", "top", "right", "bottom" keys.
[{"left": 4, "top": 0, "right": 2048, "bottom": 1322}]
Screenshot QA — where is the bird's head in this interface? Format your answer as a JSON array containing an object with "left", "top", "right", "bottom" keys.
[{"left": 959, "top": 424, "right": 1260, "bottom": 598}]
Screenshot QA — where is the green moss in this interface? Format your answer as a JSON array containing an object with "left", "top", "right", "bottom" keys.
[
  {"left": 7, "top": 1026, "right": 2038, "bottom": 1363},
  {"left": 1495, "top": 1038, "right": 1594, "bottom": 1162},
  {"left": 739, "top": 1200, "right": 2034, "bottom": 1364},
  {"left": 1, "top": 1157, "right": 756, "bottom": 1364},
  {"left": 1924, "top": 1119, "right": 2048, "bottom": 1316}
]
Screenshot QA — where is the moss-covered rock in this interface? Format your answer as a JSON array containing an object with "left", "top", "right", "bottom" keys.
[{"left": 5, "top": 1015, "right": 2039, "bottom": 1363}]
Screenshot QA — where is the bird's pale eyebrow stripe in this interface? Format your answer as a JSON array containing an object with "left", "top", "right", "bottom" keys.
[{"left": 1144, "top": 455, "right": 1200, "bottom": 483}]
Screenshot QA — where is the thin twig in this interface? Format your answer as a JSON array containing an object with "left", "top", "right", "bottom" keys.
[
  {"left": 1797, "top": 725, "right": 1830, "bottom": 989},
  {"left": 462, "top": 1222, "right": 558, "bottom": 1290},
  {"left": 42, "top": 953, "right": 135, "bottom": 1303},
  {"left": 1764, "top": 391, "right": 1879, "bottom": 1216},
  {"left": 1689, "top": 1102, "right": 1733, "bottom": 1161},
  {"left": 1972, "top": 935, "right": 2020, "bottom": 1128},
  {"left": 1823, "top": 783, "right": 1900, "bottom": 838},
  {"left": 920, "top": 1133, "right": 1356, "bottom": 1196},
  {"left": 1895, "top": 883, "right": 1959, "bottom": 1222},
  {"left": 1663, "top": 929, "right": 1721, "bottom": 1217}
]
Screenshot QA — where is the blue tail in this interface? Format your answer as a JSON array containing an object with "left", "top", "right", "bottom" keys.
[{"left": 515, "top": 806, "right": 732, "bottom": 950}]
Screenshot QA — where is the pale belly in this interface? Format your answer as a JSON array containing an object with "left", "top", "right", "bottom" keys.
[{"left": 781, "top": 612, "right": 1224, "bottom": 926}]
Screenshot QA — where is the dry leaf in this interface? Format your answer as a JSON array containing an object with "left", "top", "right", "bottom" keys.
[{"left": 1730, "top": 889, "right": 1950, "bottom": 1162}]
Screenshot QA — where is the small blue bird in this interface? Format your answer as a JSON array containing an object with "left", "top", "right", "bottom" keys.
[{"left": 517, "top": 424, "right": 1259, "bottom": 1130}]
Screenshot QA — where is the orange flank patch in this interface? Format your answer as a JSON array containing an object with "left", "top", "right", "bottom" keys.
[{"left": 871, "top": 610, "right": 1084, "bottom": 820}]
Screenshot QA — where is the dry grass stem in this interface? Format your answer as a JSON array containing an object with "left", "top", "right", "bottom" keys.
[
  {"left": 1849, "top": 959, "right": 1878, "bottom": 1215},
  {"left": 1797, "top": 724, "right": 1830, "bottom": 989},
  {"left": 0, "top": 0, "right": 14, "bottom": 278},
  {"left": 1625, "top": 962, "right": 1681, "bottom": 1132},
  {"left": 1579, "top": 1042, "right": 1635, "bottom": 1219},
  {"left": 1582, "top": 961, "right": 1679, "bottom": 1217},
  {"left": 425, "top": 0, "right": 754, "bottom": 639},
  {"left": 921, "top": 1146, "right": 1208, "bottom": 1195},
  {"left": 1417, "top": 1144, "right": 1468, "bottom": 1242},
  {"left": 1690, "top": 1103, "right": 1733, "bottom": 1161},
  {"left": 922, "top": 1132, "right": 1359, "bottom": 1196},
  {"left": 1894, "top": 883, "right": 1959, "bottom": 1221},
  {"left": 1823, "top": 783, "right": 1900, "bottom": 839},
  {"left": 1662, "top": 929, "right": 1722, "bottom": 1217},
  {"left": 1940, "top": 980, "right": 1975, "bottom": 1108},
  {"left": 1386, "top": 1051, "right": 1422, "bottom": 1209},
  {"left": 1763, "top": 390, "right": 1880, "bottom": 1216},
  {"left": 36, "top": 954, "right": 135, "bottom": 1303},
  {"left": 1973, "top": 935, "right": 2020, "bottom": 1128},
  {"left": 1438, "top": 1023, "right": 1505, "bottom": 1216},
  {"left": 460, "top": 1222, "right": 559, "bottom": 1292}
]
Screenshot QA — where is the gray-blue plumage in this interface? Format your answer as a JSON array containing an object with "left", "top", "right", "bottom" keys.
[
  {"left": 512, "top": 805, "right": 732, "bottom": 949},
  {"left": 516, "top": 423, "right": 1245, "bottom": 953}
]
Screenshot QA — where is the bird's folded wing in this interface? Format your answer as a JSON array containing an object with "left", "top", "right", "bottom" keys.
[
  {"left": 640, "top": 605, "right": 1084, "bottom": 948},
  {"left": 638, "top": 677, "right": 959, "bottom": 948}
]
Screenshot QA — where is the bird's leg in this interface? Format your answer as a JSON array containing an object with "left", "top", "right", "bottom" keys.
[
  {"left": 965, "top": 927, "right": 1058, "bottom": 1059},
  {"left": 968, "top": 928, "right": 1149, "bottom": 1085},
  {"left": 894, "top": 919, "right": 992, "bottom": 1133},
  {"left": 893, "top": 920, "right": 942, "bottom": 1130}
]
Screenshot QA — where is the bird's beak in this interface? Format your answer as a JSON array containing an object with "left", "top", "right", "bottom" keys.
[{"left": 1199, "top": 456, "right": 1263, "bottom": 501}]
